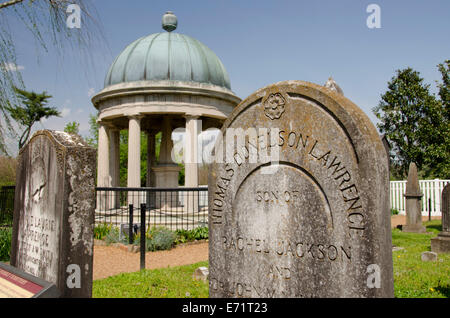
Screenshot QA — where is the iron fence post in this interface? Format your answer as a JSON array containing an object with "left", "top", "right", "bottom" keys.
[
  {"left": 428, "top": 198, "right": 431, "bottom": 221},
  {"left": 140, "top": 203, "right": 146, "bottom": 270},
  {"left": 129, "top": 204, "right": 134, "bottom": 245}
]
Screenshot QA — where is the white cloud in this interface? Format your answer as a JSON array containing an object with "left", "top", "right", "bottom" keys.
[
  {"left": 61, "top": 107, "right": 71, "bottom": 118},
  {"left": 1, "top": 62, "right": 25, "bottom": 72}
]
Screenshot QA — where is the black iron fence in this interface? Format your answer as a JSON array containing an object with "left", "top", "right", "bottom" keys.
[
  {"left": 0, "top": 186, "right": 15, "bottom": 227},
  {"left": 0, "top": 185, "right": 210, "bottom": 231},
  {"left": 95, "top": 187, "right": 209, "bottom": 232}
]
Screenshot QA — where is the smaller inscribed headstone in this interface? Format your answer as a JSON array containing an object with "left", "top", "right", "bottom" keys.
[
  {"left": 10, "top": 130, "right": 96, "bottom": 297},
  {"left": 209, "top": 80, "right": 394, "bottom": 298},
  {"left": 402, "top": 163, "right": 426, "bottom": 233},
  {"left": 431, "top": 183, "right": 450, "bottom": 253},
  {"left": 421, "top": 251, "right": 438, "bottom": 262},
  {"left": 193, "top": 266, "right": 209, "bottom": 281}
]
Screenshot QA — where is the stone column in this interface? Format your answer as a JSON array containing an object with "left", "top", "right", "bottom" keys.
[
  {"left": 184, "top": 115, "right": 201, "bottom": 213},
  {"left": 127, "top": 115, "right": 142, "bottom": 207},
  {"left": 127, "top": 115, "right": 142, "bottom": 187},
  {"left": 109, "top": 128, "right": 120, "bottom": 208},
  {"left": 403, "top": 162, "right": 426, "bottom": 233},
  {"left": 431, "top": 184, "right": 450, "bottom": 253},
  {"left": 97, "top": 122, "right": 110, "bottom": 211},
  {"left": 185, "top": 115, "right": 201, "bottom": 187},
  {"left": 97, "top": 123, "right": 110, "bottom": 187}
]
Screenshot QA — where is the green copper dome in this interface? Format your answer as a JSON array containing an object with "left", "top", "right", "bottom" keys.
[{"left": 104, "top": 13, "right": 231, "bottom": 90}]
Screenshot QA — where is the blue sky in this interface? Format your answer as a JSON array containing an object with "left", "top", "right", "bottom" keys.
[{"left": 4, "top": 0, "right": 450, "bottom": 155}]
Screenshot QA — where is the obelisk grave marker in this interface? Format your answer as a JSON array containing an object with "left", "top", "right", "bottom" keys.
[
  {"left": 10, "top": 130, "right": 96, "bottom": 297},
  {"left": 208, "top": 80, "right": 394, "bottom": 298},
  {"left": 402, "top": 163, "right": 426, "bottom": 233}
]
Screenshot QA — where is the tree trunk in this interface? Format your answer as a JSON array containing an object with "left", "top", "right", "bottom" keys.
[{"left": 18, "top": 126, "right": 31, "bottom": 149}]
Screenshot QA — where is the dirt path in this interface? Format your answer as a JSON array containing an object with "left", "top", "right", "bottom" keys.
[
  {"left": 94, "top": 241, "right": 208, "bottom": 280},
  {"left": 390, "top": 215, "right": 441, "bottom": 228}
]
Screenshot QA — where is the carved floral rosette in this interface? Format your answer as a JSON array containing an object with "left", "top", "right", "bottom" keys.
[{"left": 264, "top": 93, "right": 286, "bottom": 120}]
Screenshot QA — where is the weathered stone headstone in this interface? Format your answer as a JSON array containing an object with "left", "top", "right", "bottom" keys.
[
  {"left": 193, "top": 266, "right": 209, "bottom": 281},
  {"left": 380, "top": 135, "right": 391, "bottom": 189},
  {"left": 431, "top": 183, "right": 450, "bottom": 253},
  {"left": 10, "top": 130, "right": 96, "bottom": 297},
  {"left": 421, "top": 251, "right": 438, "bottom": 262},
  {"left": 208, "top": 80, "right": 394, "bottom": 298},
  {"left": 402, "top": 163, "right": 426, "bottom": 233}
]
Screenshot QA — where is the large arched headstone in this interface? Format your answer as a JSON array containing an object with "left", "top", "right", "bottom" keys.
[
  {"left": 10, "top": 130, "right": 96, "bottom": 297},
  {"left": 208, "top": 80, "right": 394, "bottom": 298}
]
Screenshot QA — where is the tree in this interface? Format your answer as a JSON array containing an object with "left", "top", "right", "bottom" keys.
[
  {"left": 64, "top": 121, "right": 80, "bottom": 135},
  {"left": 437, "top": 60, "right": 449, "bottom": 119},
  {"left": 422, "top": 60, "right": 450, "bottom": 179},
  {"left": 0, "top": 0, "right": 103, "bottom": 154},
  {"left": 84, "top": 114, "right": 99, "bottom": 147},
  {"left": 373, "top": 67, "right": 442, "bottom": 179},
  {"left": 5, "top": 87, "right": 60, "bottom": 149}
]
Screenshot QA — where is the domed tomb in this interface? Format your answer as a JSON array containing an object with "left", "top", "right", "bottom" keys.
[
  {"left": 92, "top": 12, "right": 241, "bottom": 210},
  {"left": 103, "top": 29, "right": 231, "bottom": 90}
]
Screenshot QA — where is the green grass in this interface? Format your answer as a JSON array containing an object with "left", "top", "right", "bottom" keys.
[
  {"left": 93, "top": 261, "right": 209, "bottom": 298},
  {"left": 93, "top": 220, "right": 449, "bottom": 298},
  {"left": 392, "top": 220, "right": 450, "bottom": 298}
]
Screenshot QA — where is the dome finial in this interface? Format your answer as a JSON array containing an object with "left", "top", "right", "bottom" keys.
[
  {"left": 324, "top": 76, "right": 344, "bottom": 96},
  {"left": 162, "top": 11, "right": 177, "bottom": 32}
]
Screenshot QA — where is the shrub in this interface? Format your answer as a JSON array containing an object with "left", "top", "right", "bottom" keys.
[
  {"left": 175, "top": 226, "right": 208, "bottom": 244},
  {"left": 191, "top": 226, "right": 208, "bottom": 240},
  {"left": 0, "top": 186, "right": 15, "bottom": 226},
  {"left": 104, "top": 226, "right": 126, "bottom": 245},
  {"left": 0, "top": 211, "right": 13, "bottom": 226},
  {"left": 145, "top": 227, "right": 176, "bottom": 252},
  {"left": 0, "top": 156, "right": 17, "bottom": 188},
  {"left": 0, "top": 227, "right": 12, "bottom": 261},
  {"left": 391, "top": 208, "right": 400, "bottom": 215},
  {"left": 175, "top": 229, "right": 194, "bottom": 243},
  {"left": 94, "top": 223, "right": 112, "bottom": 240},
  {"left": 116, "top": 226, "right": 207, "bottom": 251}
]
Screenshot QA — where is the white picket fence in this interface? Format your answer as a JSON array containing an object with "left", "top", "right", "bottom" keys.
[{"left": 390, "top": 179, "right": 450, "bottom": 216}]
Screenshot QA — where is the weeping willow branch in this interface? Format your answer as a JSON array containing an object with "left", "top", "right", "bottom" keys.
[
  {"left": 0, "top": 0, "right": 106, "bottom": 155},
  {"left": 0, "top": 0, "right": 26, "bottom": 10}
]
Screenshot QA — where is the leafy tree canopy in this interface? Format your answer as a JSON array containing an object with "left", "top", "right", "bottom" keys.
[
  {"left": 5, "top": 86, "right": 60, "bottom": 149},
  {"left": 373, "top": 64, "right": 449, "bottom": 179},
  {"left": 64, "top": 121, "right": 80, "bottom": 135}
]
